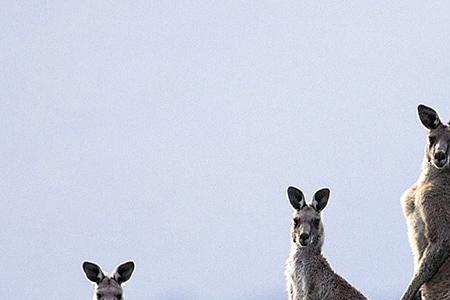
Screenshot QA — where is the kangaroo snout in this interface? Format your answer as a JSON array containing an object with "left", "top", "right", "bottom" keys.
[
  {"left": 435, "top": 150, "right": 446, "bottom": 161},
  {"left": 434, "top": 150, "right": 448, "bottom": 168},
  {"left": 299, "top": 232, "right": 310, "bottom": 246}
]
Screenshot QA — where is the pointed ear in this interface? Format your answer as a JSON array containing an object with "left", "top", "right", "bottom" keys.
[
  {"left": 287, "top": 186, "right": 306, "bottom": 210},
  {"left": 113, "top": 261, "right": 135, "bottom": 285},
  {"left": 82, "top": 262, "right": 104, "bottom": 284},
  {"left": 418, "top": 104, "right": 442, "bottom": 130},
  {"left": 312, "top": 188, "right": 330, "bottom": 212}
]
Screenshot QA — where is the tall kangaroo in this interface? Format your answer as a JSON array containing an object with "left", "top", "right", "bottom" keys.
[
  {"left": 82, "top": 261, "right": 135, "bottom": 300},
  {"left": 401, "top": 104, "right": 450, "bottom": 300},
  {"left": 285, "top": 186, "right": 367, "bottom": 300}
]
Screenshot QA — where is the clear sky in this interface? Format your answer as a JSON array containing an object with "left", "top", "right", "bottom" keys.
[{"left": 2, "top": 1, "right": 450, "bottom": 300}]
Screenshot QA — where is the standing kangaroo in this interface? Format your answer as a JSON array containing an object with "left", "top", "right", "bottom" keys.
[
  {"left": 285, "top": 186, "right": 367, "bottom": 300},
  {"left": 82, "top": 261, "right": 135, "bottom": 300},
  {"left": 401, "top": 104, "right": 450, "bottom": 300}
]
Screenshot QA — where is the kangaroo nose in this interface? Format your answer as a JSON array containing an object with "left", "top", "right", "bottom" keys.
[
  {"left": 435, "top": 151, "right": 446, "bottom": 162},
  {"left": 299, "top": 233, "right": 310, "bottom": 244}
]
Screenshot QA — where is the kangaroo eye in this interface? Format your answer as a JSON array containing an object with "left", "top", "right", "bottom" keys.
[
  {"left": 96, "top": 293, "right": 102, "bottom": 299},
  {"left": 429, "top": 136, "right": 436, "bottom": 144},
  {"left": 313, "top": 219, "right": 320, "bottom": 226},
  {"left": 293, "top": 219, "right": 299, "bottom": 226},
  {"left": 117, "top": 294, "right": 122, "bottom": 299}
]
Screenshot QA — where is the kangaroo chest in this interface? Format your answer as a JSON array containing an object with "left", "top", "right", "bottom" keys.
[
  {"left": 292, "top": 259, "right": 328, "bottom": 300},
  {"left": 297, "top": 263, "right": 315, "bottom": 294},
  {"left": 403, "top": 187, "right": 428, "bottom": 265},
  {"left": 409, "top": 200, "right": 427, "bottom": 265}
]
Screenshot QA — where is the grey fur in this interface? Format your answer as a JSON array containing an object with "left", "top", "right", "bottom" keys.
[
  {"left": 401, "top": 104, "right": 450, "bottom": 300},
  {"left": 82, "top": 261, "right": 135, "bottom": 300},
  {"left": 285, "top": 187, "right": 367, "bottom": 300}
]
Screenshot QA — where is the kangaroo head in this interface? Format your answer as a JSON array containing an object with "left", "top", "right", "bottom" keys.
[
  {"left": 418, "top": 104, "right": 450, "bottom": 169},
  {"left": 82, "top": 261, "right": 135, "bottom": 300},
  {"left": 287, "top": 186, "right": 330, "bottom": 249}
]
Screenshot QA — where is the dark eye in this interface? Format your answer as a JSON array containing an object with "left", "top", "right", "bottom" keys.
[
  {"left": 96, "top": 293, "right": 102, "bottom": 299},
  {"left": 117, "top": 294, "right": 122, "bottom": 299},
  {"left": 429, "top": 136, "right": 436, "bottom": 144},
  {"left": 313, "top": 219, "right": 320, "bottom": 226},
  {"left": 293, "top": 219, "right": 299, "bottom": 226}
]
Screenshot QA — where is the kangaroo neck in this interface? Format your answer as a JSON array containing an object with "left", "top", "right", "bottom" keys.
[
  {"left": 293, "top": 243, "right": 323, "bottom": 262},
  {"left": 419, "top": 158, "right": 450, "bottom": 184}
]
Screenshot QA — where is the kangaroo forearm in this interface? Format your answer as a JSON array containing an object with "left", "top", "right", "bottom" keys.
[
  {"left": 416, "top": 242, "right": 450, "bottom": 284},
  {"left": 411, "top": 243, "right": 448, "bottom": 293},
  {"left": 401, "top": 243, "right": 450, "bottom": 300}
]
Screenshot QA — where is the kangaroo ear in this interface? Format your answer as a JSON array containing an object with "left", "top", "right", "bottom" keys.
[
  {"left": 287, "top": 186, "right": 306, "bottom": 210},
  {"left": 113, "top": 261, "right": 135, "bottom": 285},
  {"left": 418, "top": 104, "right": 442, "bottom": 130},
  {"left": 82, "top": 262, "right": 104, "bottom": 284},
  {"left": 312, "top": 188, "right": 330, "bottom": 212}
]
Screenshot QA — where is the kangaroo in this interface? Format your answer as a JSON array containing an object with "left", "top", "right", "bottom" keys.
[
  {"left": 401, "top": 104, "right": 450, "bottom": 300},
  {"left": 82, "top": 261, "right": 135, "bottom": 300},
  {"left": 285, "top": 186, "right": 367, "bottom": 300}
]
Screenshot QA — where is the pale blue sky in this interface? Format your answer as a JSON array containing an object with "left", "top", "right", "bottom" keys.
[{"left": 2, "top": 1, "right": 450, "bottom": 299}]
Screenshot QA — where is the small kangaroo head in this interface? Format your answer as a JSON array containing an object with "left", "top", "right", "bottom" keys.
[
  {"left": 82, "top": 261, "right": 135, "bottom": 300},
  {"left": 418, "top": 104, "right": 450, "bottom": 169},
  {"left": 287, "top": 186, "right": 330, "bottom": 249}
]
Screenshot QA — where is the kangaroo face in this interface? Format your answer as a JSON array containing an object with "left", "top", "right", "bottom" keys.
[
  {"left": 95, "top": 278, "right": 123, "bottom": 300},
  {"left": 427, "top": 127, "right": 450, "bottom": 169},
  {"left": 83, "top": 261, "right": 135, "bottom": 300},
  {"left": 287, "top": 187, "right": 330, "bottom": 248},
  {"left": 418, "top": 104, "right": 450, "bottom": 169},
  {"left": 292, "top": 206, "right": 322, "bottom": 247}
]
